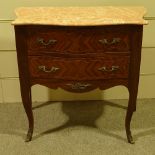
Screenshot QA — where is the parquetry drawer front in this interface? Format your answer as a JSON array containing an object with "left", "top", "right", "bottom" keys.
[
  {"left": 28, "top": 56, "right": 130, "bottom": 80},
  {"left": 13, "top": 7, "right": 147, "bottom": 144},
  {"left": 27, "top": 26, "right": 131, "bottom": 55}
]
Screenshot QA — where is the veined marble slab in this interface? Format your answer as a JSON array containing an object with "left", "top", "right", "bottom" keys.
[{"left": 12, "top": 6, "right": 148, "bottom": 26}]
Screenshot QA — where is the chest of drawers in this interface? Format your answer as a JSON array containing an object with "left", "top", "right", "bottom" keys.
[{"left": 13, "top": 7, "right": 148, "bottom": 144}]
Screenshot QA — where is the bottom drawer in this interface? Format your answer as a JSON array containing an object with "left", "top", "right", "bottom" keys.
[
  {"left": 28, "top": 56, "right": 130, "bottom": 80},
  {"left": 31, "top": 79, "right": 128, "bottom": 93}
]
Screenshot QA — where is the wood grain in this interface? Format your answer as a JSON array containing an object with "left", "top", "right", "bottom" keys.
[
  {"left": 27, "top": 25, "right": 131, "bottom": 55},
  {"left": 28, "top": 56, "right": 129, "bottom": 80}
]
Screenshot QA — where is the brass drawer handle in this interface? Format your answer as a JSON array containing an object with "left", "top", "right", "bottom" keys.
[
  {"left": 98, "top": 66, "right": 119, "bottom": 72},
  {"left": 38, "top": 65, "right": 60, "bottom": 73},
  {"left": 66, "top": 82, "right": 92, "bottom": 90},
  {"left": 98, "top": 38, "right": 121, "bottom": 45},
  {"left": 37, "top": 38, "right": 57, "bottom": 46}
]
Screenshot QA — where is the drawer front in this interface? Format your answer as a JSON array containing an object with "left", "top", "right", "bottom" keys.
[
  {"left": 31, "top": 79, "right": 128, "bottom": 93},
  {"left": 28, "top": 56, "right": 130, "bottom": 80},
  {"left": 27, "top": 26, "right": 131, "bottom": 55}
]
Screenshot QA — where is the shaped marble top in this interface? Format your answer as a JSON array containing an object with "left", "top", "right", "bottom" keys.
[{"left": 12, "top": 6, "right": 148, "bottom": 26}]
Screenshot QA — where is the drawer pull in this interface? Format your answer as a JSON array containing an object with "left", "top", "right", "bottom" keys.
[
  {"left": 38, "top": 65, "right": 60, "bottom": 73},
  {"left": 98, "top": 66, "right": 119, "bottom": 72},
  {"left": 37, "top": 38, "right": 57, "bottom": 46},
  {"left": 99, "top": 38, "right": 121, "bottom": 45},
  {"left": 66, "top": 82, "right": 91, "bottom": 90}
]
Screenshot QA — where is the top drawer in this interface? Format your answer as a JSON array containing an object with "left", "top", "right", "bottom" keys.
[{"left": 26, "top": 25, "right": 132, "bottom": 55}]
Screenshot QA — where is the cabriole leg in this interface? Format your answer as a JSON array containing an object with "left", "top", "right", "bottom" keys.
[
  {"left": 125, "top": 91, "right": 137, "bottom": 144},
  {"left": 20, "top": 85, "right": 34, "bottom": 142},
  {"left": 125, "top": 107, "right": 134, "bottom": 144}
]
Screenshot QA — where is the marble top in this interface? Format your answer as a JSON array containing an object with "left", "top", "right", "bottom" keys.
[{"left": 12, "top": 6, "right": 148, "bottom": 26}]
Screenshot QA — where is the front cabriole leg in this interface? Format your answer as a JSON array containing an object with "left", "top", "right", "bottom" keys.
[
  {"left": 20, "top": 84, "right": 34, "bottom": 142},
  {"left": 125, "top": 95, "right": 135, "bottom": 144}
]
